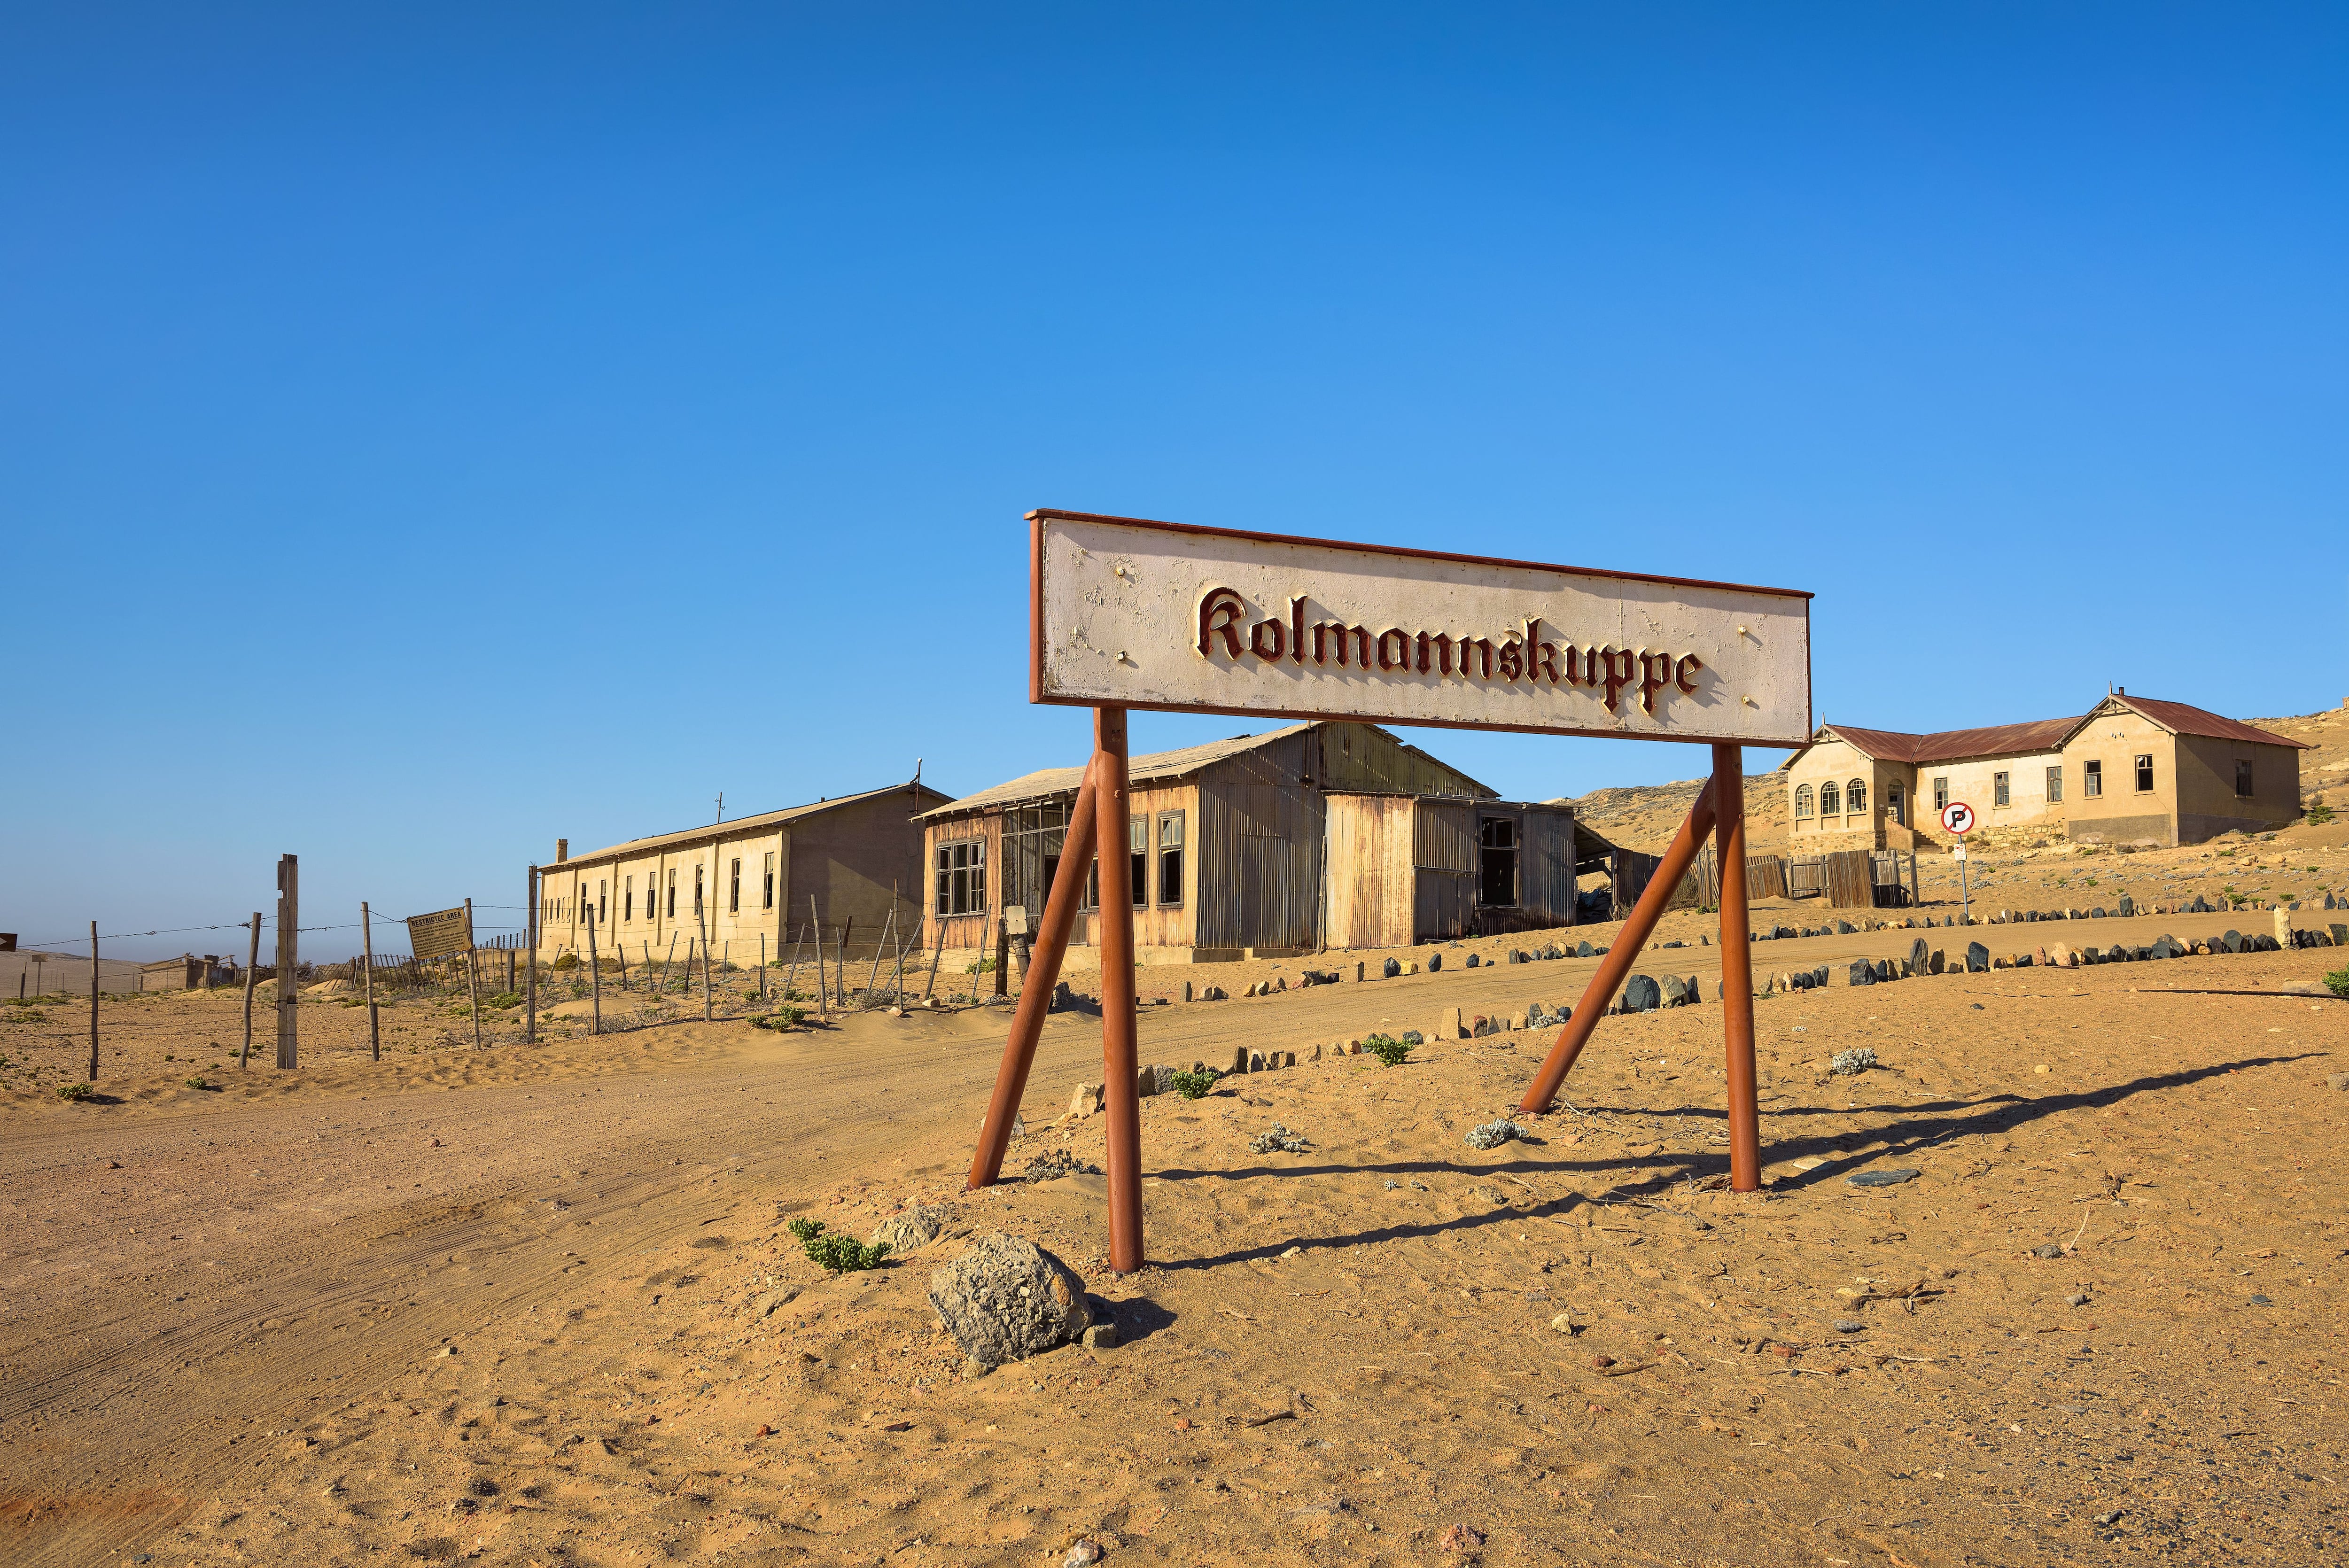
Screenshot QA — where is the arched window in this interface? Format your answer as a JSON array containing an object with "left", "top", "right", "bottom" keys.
[
  {"left": 1847, "top": 779, "right": 1867, "bottom": 815},
  {"left": 1794, "top": 785, "right": 1814, "bottom": 819},
  {"left": 1820, "top": 781, "right": 1841, "bottom": 816}
]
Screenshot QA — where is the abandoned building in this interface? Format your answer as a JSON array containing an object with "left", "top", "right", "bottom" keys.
[
  {"left": 538, "top": 781, "right": 952, "bottom": 963},
  {"left": 918, "top": 721, "right": 1579, "bottom": 965},
  {"left": 1781, "top": 690, "right": 2308, "bottom": 849}
]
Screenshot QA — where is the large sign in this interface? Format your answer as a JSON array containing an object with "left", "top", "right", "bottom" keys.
[
  {"left": 1031, "top": 511, "right": 1812, "bottom": 745},
  {"left": 406, "top": 905, "right": 473, "bottom": 960}
]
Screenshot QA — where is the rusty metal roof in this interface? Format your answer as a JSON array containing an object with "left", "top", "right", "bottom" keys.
[
  {"left": 562, "top": 782, "right": 950, "bottom": 866},
  {"left": 2100, "top": 694, "right": 2311, "bottom": 750}
]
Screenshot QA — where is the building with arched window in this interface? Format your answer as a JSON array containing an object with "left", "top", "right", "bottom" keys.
[{"left": 1778, "top": 691, "right": 2308, "bottom": 850}]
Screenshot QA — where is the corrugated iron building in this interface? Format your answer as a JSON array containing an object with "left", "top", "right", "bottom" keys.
[{"left": 918, "top": 722, "right": 1576, "bottom": 964}]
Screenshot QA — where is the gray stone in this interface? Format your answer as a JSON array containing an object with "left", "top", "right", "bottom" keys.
[
  {"left": 1622, "top": 974, "right": 1662, "bottom": 1012},
  {"left": 1577, "top": 941, "right": 1596, "bottom": 958},
  {"left": 1965, "top": 941, "right": 1990, "bottom": 973},
  {"left": 1836, "top": 920, "right": 1855, "bottom": 935},
  {"left": 1846, "top": 1168, "right": 1917, "bottom": 1188},
  {"left": 1080, "top": 1322, "right": 1119, "bottom": 1350},
  {"left": 1230, "top": 1045, "right": 1250, "bottom": 1074},
  {"left": 928, "top": 1232, "right": 1093, "bottom": 1369},
  {"left": 1832, "top": 1319, "right": 1867, "bottom": 1333},
  {"left": 1540, "top": 943, "right": 1564, "bottom": 960},
  {"left": 2222, "top": 929, "right": 2244, "bottom": 953},
  {"left": 870, "top": 1203, "right": 952, "bottom": 1254},
  {"left": 2065, "top": 1292, "right": 2089, "bottom": 1308},
  {"left": 1843, "top": 959, "right": 1875, "bottom": 987},
  {"left": 2031, "top": 1242, "right": 2065, "bottom": 1259},
  {"left": 1464, "top": 951, "right": 1481, "bottom": 968},
  {"left": 1427, "top": 952, "right": 1443, "bottom": 971},
  {"left": 1660, "top": 974, "right": 1689, "bottom": 1006},
  {"left": 1909, "top": 937, "right": 1929, "bottom": 975},
  {"left": 1683, "top": 974, "right": 1702, "bottom": 1004},
  {"left": 2119, "top": 894, "right": 2134, "bottom": 917},
  {"left": 1383, "top": 957, "right": 1401, "bottom": 978},
  {"left": 1830, "top": 1047, "right": 1878, "bottom": 1075},
  {"left": 1248, "top": 1051, "right": 1266, "bottom": 1072}
]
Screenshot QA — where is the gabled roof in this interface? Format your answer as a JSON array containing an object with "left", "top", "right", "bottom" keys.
[
  {"left": 563, "top": 782, "right": 950, "bottom": 867},
  {"left": 1786, "top": 717, "right": 2081, "bottom": 768},
  {"left": 920, "top": 721, "right": 1494, "bottom": 819},
  {"left": 2096, "top": 694, "right": 2311, "bottom": 750}
]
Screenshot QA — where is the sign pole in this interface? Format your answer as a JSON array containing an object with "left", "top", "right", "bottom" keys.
[
  {"left": 275, "top": 854, "right": 299, "bottom": 1070},
  {"left": 967, "top": 759, "right": 1099, "bottom": 1190},
  {"left": 1093, "top": 708, "right": 1146, "bottom": 1274},
  {"left": 1711, "top": 745, "right": 1760, "bottom": 1191}
]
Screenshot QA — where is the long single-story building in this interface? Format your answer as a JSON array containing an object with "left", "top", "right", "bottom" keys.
[
  {"left": 918, "top": 721, "right": 1577, "bottom": 965},
  {"left": 538, "top": 781, "right": 952, "bottom": 963},
  {"left": 1780, "top": 690, "right": 2308, "bottom": 849}
]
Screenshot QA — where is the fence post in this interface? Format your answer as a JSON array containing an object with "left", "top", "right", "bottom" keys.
[
  {"left": 586, "top": 902, "right": 601, "bottom": 1036},
  {"left": 465, "top": 897, "right": 482, "bottom": 1050},
  {"left": 87, "top": 921, "right": 99, "bottom": 1081},
  {"left": 240, "top": 913, "right": 261, "bottom": 1069},
  {"left": 363, "top": 901, "right": 380, "bottom": 1062},
  {"left": 526, "top": 864, "right": 539, "bottom": 1045},
  {"left": 697, "top": 902, "right": 713, "bottom": 1022},
  {"left": 275, "top": 854, "right": 299, "bottom": 1070},
  {"left": 809, "top": 897, "right": 828, "bottom": 1021}
]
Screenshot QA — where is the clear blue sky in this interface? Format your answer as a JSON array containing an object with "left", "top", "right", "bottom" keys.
[{"left": 5, "top": 5, "right": 2343, "bottom": 958}]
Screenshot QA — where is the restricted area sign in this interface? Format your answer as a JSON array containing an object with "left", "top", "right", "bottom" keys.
[
  {"left": 1940, "top": 800, "right": 1977, "bottom": 836},
  {"left": 406, "top": 905, "right": 473, "bottom": 960}
]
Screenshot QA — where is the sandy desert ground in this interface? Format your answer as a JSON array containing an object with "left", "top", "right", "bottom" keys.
[{"left": 3, "top": 895, "right": 2346, "bottom": 1568}]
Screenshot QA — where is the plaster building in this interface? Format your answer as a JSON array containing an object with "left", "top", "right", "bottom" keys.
[
  {"left": 918, "top": 721, "right": 1578, "bottom": 965},
  {"left": 1780, "top": 691, "right": 2307, "bottom": 850},
  {"left": 538, "top": 781, "right": 951, "bottom": 964}
]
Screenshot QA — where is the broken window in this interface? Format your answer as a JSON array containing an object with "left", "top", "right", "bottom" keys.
[
  {"left": 1478, "top": 815, "right": 1518, "bottom": 908},
  {"left": 2046, "top": 766, "right": 2063, "bottom": 804},
  {"left": 624, "top": 874, "right": 634, "bottom": 924},
  {"left": 1157, "top": 813, "right": 1185, "bottom": 907},
  {"left": 2083, "top": 760, "right": 2102, "bottom": 798},
  {"left": 1847, "top": 779, "right": 1867, "bottom": 815},
  {"left": 1933, "top": 776, "right": 1949, "bottom": 812},
  {"left": 2234, "top": 759, "right": 2254, "bottom": 798},
  {"left": 728, "top": 857, "right": 741, "bottom": 915},
  {"left": 2135, "top": 753, "right": 2154, "bottom": 793},
  {"left": 934, "top": 838, "right": 987, "bottom": 916},
  {"left": 762, "top": 851, "right": 775, "bottom": 910},
  {"left": 1130, "top": 816, "right": 1148, "bottom": 909},
  {"left": 1993, "top": 771, "right": 2010, "bottom": 808}
]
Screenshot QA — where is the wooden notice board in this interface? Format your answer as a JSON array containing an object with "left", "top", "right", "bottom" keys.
[{"left": 407, "top": 906, "right": 473, "bottom": 960}]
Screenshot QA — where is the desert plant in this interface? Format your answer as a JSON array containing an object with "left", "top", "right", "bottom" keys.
[
  {"left": 1169, "top": 1067, "right": 1217, "bottom": 1100},
  {"left": 786, "top": 1218, "right": 889, "bottom": 1273},
  {"left": 183, "top": 1076, "right": 210, "bottom": 1090},
  {"left": 2325, "top": 966, "right": 2349, "bottom": 1001},
  {"left": 2308, "top": 801, "right": 2335, "bottom": 826},
  {"left": 55, "top": 1082, "right": 91, "bottom": 1102},
  {"left": 751, "top": 1007, "right": 805, "bottom": 1030},
  {"left": 483, "top": 990, "right": 523, "bottom": 1010},
  {"left": 1364, "top": 1033, "right": 1413, "bottom": 1068},
  {"left": 552, "top": 952, "right": 580, "bottom": 970}
]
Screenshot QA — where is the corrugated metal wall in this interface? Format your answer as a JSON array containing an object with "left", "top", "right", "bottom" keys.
[
  {"left": 1195, "top": 731, "right": 1324, "bottom": 950},
  {"left": 1412, "top": 800, "right": 1475, "bottom": 940}
]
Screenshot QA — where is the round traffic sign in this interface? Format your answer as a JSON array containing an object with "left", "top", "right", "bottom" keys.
[{"left": 1940, "top": 801, "right": 1976, "bottom": 836}]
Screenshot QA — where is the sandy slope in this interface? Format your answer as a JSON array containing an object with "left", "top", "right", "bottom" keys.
[{"left": 2, "top": 915, "right": 2345, "bottom": 1567}]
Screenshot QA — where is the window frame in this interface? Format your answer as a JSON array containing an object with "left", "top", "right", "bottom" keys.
[
  {"left": 762, "top": 851, "right": 775, "bottom": 911},
  {"left": 2045, "top": 765, "right": 2063, "bottom": 804},
  {"left": 934, "top": 837, "right": 988, "bottom": 917},
  {"left": 729, "top": 857, "right": 741, "bottom": 915},
  {"left": 624, "top": 874, "right": 634, "bottom": 924},
  {"left": 666, "top": 869, "right": 676, "bottom": 919},
  {"left": 1846, "top": 778, "right": 1867, "bottom": 816},
  {"left": 2134, "top": 753, "right": 2155, "bottom": 793},
  {"left": 1819, "top": 780, "right": 1840, "bottom": 817},
  {"left": 2234, "top": 758, "right": 2254, "bottom": 799},
  {"left": 1128, "top": 816, "right": 1148, "bottom": 910},
  {"left": 1794, "top": 784, "right": 1814, "bottom": 820},
  {"left": 1477, "top": 814, "right": 1520, "bottom": 908},
  {"left": 2083, "top": 759, "right": 2102, "bottom": 798},
  {"left": 1933, "top": 776, "right": 1949, "bottom": 812},
  {"left": 1156, "top": 811, "right": 1186, "bottom": 907},
  {"left": 1993, "top": 770, "right": 2011, "bottom": 808}
]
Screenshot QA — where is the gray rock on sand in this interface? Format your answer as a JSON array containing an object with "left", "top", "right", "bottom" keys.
[
  {"left": 870, "top": 1203, "right": 951, "bottom": 1253},
  {"left": 928, "top": 1232, "right": 1093, "bottom": 1369}
]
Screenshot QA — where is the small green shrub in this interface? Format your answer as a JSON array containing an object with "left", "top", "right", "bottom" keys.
[
  {"left": 1170, "top": 1068, "right": 1217, "bottom": 1099},
  {"left": 2325, "top": 966, "right": 2349, "bottom": 1001},
  {"left": 2307, "top": 802, "right": 2335, "bottom": 826},
  {"left": 752, "top": 1007, "right": 805, "bottom": 1030},
  {"left": 552, "top": 952, "right": 580, "bottom": 970},
  {"left": 1364, "top": 1033, "right": 1413, "bottom": 1068},
  {"left": 786, "top": 1218, "right": 889, "bottom": 1273},
  {"left": 183, "top": 1076, "right": 210, "bottom": 1090},
  {"left": 56, "top": 1082, "right": 91, "bottom": 1102},
  {"left": 483, "top": 990, "right": 522, "bottom": 1010}
]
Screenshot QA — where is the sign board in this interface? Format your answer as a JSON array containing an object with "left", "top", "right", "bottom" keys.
[
  {"left": 407, "top": 905, "right": 473, "bottom": 960},
  {"left": 1030, "top": 510, "right": 1812, "bottom": 745},
  {"left": 1951, "top": 844, "right": 1967, "bottom": 862},
  {"left": 1939, "top": 801, "right": 1976, "bottom": 836},
  {"left": 1002, "top": 905, "right": 1031, "bottom": 938}
]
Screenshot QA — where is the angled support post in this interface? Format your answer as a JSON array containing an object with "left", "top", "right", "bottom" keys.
[
  {"left": 1520, "top": 777, "right": 1718, "bottom": 1114},
  {"left": 967, "top": 757, "right": 1098, "bottom": 1190}
]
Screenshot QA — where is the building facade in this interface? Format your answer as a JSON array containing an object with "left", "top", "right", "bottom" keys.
[
  {"left": 918, "top": 721, "right": 1576, "bottom": 965},
  {"left": 537, "top": 781, "right": 951, "bottom": 964},
  {"left": 1780, "top": 692, "right": 2307, "bottom": 850}
]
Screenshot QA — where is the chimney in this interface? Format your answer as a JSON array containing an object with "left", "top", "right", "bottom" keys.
[
  {"left": 2116, "top": 686, "right": 2125, "bottom": 696},
  {"left": 556, "top": 838, "right": 569, "bottom": 863}
]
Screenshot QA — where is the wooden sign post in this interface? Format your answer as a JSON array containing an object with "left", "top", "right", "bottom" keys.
[
  {"left": 274, "top": 854, "right": 299, "bottom": 1070},
  {"left": 967, "top": 510, "right": 1813, "bottom": 1272}
]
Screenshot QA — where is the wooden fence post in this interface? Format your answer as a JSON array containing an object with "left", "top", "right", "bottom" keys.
[
  {"left": 586, "top": 902, "right": 601, "bottom": 1035},
  {"left": 362, "top": 901, "right": 380, "bottom": 1062},
  {"left": 465, "top": 897, "right": 482, "bottom": 1050},
  {"left": 275, "top": 854, "right": 299, "bottom": 1070},
  {"left": 809, "top": 897, "right": 827, "bottom": 1021},
  {"left": 864, "top": 909, "right": 894, "bottom": 999},
  {"left": 87, "top": 921, "right": 99, "bottom": 1081},
  {"left": 240, "top": 912, "right": 261, "bottom": 1069},
  {"left": 697, "top": 903, "right": 715, "bottom": 1022}
]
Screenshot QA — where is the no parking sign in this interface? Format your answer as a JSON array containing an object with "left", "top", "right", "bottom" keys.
[{"left": 1940, "top": 800, "right": 1977, "bottom": 836}]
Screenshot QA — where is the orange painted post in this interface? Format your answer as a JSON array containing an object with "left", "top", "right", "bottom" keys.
[
  {"left": 1092, "top": 707, "right": 1145, "bottom": 1275},
  {"left": 1712, "top": 745, "right": 1760, "bottom": 1191},
  {"left": 966, "top": 759, "right": 1099, "bottom": 1190},
  {"left": 1520, "top": 778, "right": 1718, "bottom": 1114}
]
